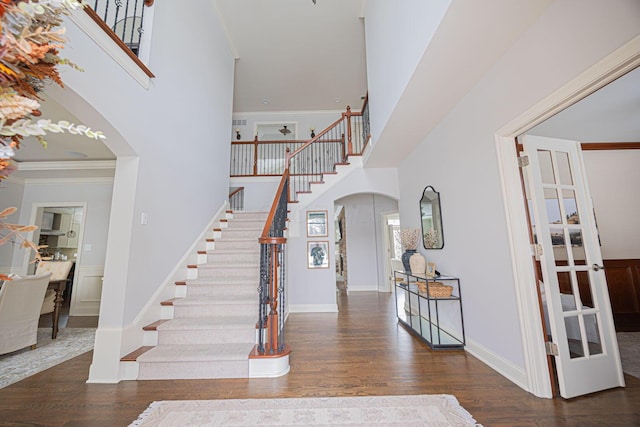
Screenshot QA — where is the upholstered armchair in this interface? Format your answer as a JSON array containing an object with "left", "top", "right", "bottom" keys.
[{"left": 0, "top": 273, "right": 51, "bottom": 355}]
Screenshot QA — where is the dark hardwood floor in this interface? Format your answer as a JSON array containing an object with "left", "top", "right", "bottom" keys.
[{"left": 1, "top": 291, "right": 639, "bottom": 426}]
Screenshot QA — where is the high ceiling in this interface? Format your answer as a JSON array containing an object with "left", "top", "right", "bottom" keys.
[
  {"left": 216, "top": 0, "right": 367, "bottom": 113},
  {"left": 8, "top": 1, "right": 638, "bottom": 172}
]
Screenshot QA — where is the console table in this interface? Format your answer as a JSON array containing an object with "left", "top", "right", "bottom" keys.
[{"left": 393, "top": 271, "right": 466, "bottom": 349}]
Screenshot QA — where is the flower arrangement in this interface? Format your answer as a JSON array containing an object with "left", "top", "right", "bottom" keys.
[
  {"left": 423, "top": 228, "right": 440, "bottom": 249},
  {"left": 0, "top": 0, "right": 106, "bottom": 181},
  {"left": 400, "top": 228, "right": 420, "bottom": 251}
]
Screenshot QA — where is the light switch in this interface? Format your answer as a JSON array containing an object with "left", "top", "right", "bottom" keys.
[
  {"left": 141, "top": 212, "right": 148, "bottom": 225},
  {"left": 84, "top": 243, "right": 92, "bottom": 251}
]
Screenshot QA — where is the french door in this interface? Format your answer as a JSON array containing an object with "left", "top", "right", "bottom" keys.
[{"left": 522, "top": 135, "right": 624, "bottom": 398}]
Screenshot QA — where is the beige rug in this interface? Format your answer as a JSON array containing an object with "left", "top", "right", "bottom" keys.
[
  {"left": 130, "top": 395, "right": 480, "bottom": 426},
  {"left": 0, "top": 327, "right": 95, "bottom": 389}
]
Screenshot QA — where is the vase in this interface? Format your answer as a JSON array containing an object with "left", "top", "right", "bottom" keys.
[{"left": 401, "top": 249, "right": 416, "bottom": 272}]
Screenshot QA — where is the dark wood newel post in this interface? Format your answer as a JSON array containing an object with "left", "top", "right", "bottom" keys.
[
  {"left": 253, "top": 136, "right": 259, "bottom": 176},
  {"left": 345, "top": 105, "right": 353, "bottom": 156},
  {"left": 144, "top": 0, "right": 154, "bottom": 6}
]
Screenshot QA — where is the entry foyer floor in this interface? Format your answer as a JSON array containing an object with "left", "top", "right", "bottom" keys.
[{"left": 1, "top": 291, "right": 639, "bottom": 426}]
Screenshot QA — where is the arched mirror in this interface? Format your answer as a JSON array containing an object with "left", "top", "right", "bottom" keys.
[{"left": 420, "top": 186, "right": 444, "bottom": 249}]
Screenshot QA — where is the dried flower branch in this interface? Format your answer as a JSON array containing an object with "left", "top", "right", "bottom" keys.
[
  {"left": 400, "top": 228, "right": 420, "bottom": 250},
  {"left": 0, "top": 206, "right": 43, "bottom": 280}
]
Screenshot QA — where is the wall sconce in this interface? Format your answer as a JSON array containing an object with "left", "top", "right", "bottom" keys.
[
  {"left": 310, "top": 128, "right": 315, "bottom": 138},
  {"left": 235, "top": 128, "right": 241, "bottom": 140}
]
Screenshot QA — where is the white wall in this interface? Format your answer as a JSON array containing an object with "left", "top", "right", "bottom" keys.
[
  {"left": 52, "top": 3, "right": 236, "bottom": 381},
  {"left": 229, "top": 177, "right": 280, "bottom": 212},
  {"left": 0, "top": 179, "right": 25, "bottom": 273},
  {"left": 232, "top": 111, "right": 346, "bottom": 141},
  {"left": 58, "top": 2, "right": 235, "bottom": 327},
  {"left": 336, "top": 193, "right": 397, "bottom": 291},
  {"left": 363, "top": 0, "right": 451, "bottom": 146},
  {"left": 384, "top": 0, "right": 640, "bottom": 379},
  {"left": 287, "top": 167, "right": 399, "bottom": 311},
  {"left": 583, "top": 150, "right": 640, "bottom": 259}
]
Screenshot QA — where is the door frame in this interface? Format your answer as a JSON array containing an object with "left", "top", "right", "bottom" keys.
[{"left": 495, "top": 35, "right": 640, "bottom": 398}]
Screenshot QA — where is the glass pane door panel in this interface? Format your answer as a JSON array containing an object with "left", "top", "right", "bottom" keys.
[
  {"left": 538, "top": 150, "right": 556, "bottom": 184},
  {"left": 545, "top": 188, "right": 562, "bottom": 224},
  {"left": 576, "top": 271, "right": 595, "bottom": 308},
  {"left": 557, "top": 151, "right": 574, "bottom": 186},
  {"left": 550, "top": 227, "right": 567, "bottom": 252},
  {"left": 565, "top": 316, "right": 586, "bottom": 359},
  {"left": 563, "top": 189, "right": 580, "bottom": 224},
  {"left": 584, "top": 313, "right": 603, "bottom": 356},
  {"left": 569, "top": 231, "right": 586, "bottom": 260}
]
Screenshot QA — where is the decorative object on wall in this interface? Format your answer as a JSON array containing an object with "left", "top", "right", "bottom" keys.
[
  {"left": 308, "top": 241, "right": 329, "bottom": 269},
  {"left": 420, "top": 186, "right": 444, "bottom": 249},
  {"left": 306, "top": 210, "right": 328, "bottom": 237},
  {"left": 235, "top": 128, "right": 241, "bottom": 140},
  {"left": 310, "top": 128, "right": 315, "bottom": 138},
  {"left": 400, "top": 228, "right": 420, "bottom": 272}
]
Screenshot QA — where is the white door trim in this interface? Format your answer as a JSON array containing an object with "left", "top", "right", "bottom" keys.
[{"left": 495, "top": 35, "right": 640, "bottom": 398}]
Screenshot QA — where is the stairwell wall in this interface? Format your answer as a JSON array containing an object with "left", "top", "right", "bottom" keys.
[{"left": 56, "top": 3, "right": 236, "bottom": 381}]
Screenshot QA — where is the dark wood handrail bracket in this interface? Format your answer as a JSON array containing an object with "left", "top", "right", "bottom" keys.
[{"left": 83, "top": 6, "right": 155, "bottom": 78}]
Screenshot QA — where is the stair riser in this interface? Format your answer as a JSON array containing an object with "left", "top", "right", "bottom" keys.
[
  {"left": 212, "top": 240, "right": 260, "bottom": 250},
  {"left": 231, "top": 213, "right": 268, "bottom": 221},
  {"left": 174, "top": 303, "right": 258, "bottom": 317},
  {"left": 205, "top": 252, "right": 260, "bottom": 263},
  {"left": 157, "top": 329, "right": 255, "bottom": 345},
  {"left": 219, "top": 229, "right": 262, "bottom": 239},
  {"left": 137, "top": 360, "right": 249, "bottom": 380},
  {"left": 195, "top": 267, "right": 259, "bottom": 279},
  {"left": 225, "top": 221, "right": 264, "bottom": 229},
  {"left": 187, "top": 285, "right": 257, "bottom": 298}
]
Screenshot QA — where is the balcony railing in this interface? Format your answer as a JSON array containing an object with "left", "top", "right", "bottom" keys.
[
  {"left": 230, "top": 99, "right": 370, "bottom": 202},
  {"left": 90, "top": 0, "right": 153, "bottom": 56}
]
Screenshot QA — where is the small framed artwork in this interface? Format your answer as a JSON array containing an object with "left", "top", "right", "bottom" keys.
[
  {"left": 308, "top": 241, "right": 329, "bottom": 269},
  {"left": 426, "top": 262, "right": 437, "bottom": 278},
  {"left": 306, "top": 210, "right": 328, "bottom": 237}
]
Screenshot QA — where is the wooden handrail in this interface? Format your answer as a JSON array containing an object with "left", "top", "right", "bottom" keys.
[
  {"left": 260, "top": 169, "right": 290, "bottom": 240},
  {"left": 232, "top": 139, "right": 343, "bottom": 145},
  {"left": 228, "top": 186, "right": 244, "bottom": 198},
  {"left": 83, "top": 7, "right": 155, "bottom": 78},
  {"left": 288, "top": 115, "right": 346, "bottom": 160}
]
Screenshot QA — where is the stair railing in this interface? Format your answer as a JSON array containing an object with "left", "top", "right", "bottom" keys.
[
  {"left": 254, "top": 168, "right": 290, "bottom": 356},
  {"left": 228, "top": 186, "right": 245, "bottom": 211},
  {"left": 253, "top": 96, "right": 370, "bottom": 357},
  {"left": 230, "top": 101, "right": 371, "bottom": 201}
]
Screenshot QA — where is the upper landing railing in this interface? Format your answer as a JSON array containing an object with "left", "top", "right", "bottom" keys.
[
  {"left": 230, "top": 96, "right": 370, "bottom": 202},
  {"left": 83, "top": 0, "right": 155, "bottom": 77}
]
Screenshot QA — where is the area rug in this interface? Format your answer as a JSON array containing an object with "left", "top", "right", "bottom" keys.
[
  {"left": 130, "top": 395, "right": 480, "bottom": 426},
  {"left": 0, "top": 327, "right": 95, "bottom": 389},
  {"left": 617, "top": 332, "right": 640, "bottom": 379}
]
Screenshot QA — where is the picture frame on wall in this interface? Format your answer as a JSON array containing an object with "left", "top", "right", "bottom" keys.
[
  {"left": 306, "top": 210, "right": 328, "bottom": 237},
  {"left": 308, "top": 241, "right": 329, "bottom": 269}
]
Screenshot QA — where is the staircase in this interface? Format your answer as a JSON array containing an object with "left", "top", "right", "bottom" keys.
[{"left": 123, "top": 211, "right": 267, "bottom": 380}]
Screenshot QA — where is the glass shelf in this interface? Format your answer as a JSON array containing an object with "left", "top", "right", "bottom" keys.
[{"left": 394, "top": 271, "right": 466, "bottom": 350}]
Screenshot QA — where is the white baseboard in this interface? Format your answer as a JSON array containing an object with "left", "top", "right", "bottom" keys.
[
  {"left": 288, "top": 304, "right": 338, "bottom": 313},
  {"left": 464, "top": 337, "right": 529, "bottom": 392}
]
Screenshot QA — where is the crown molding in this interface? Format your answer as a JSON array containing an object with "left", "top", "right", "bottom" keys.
[
  {"left": 23, "top": 177, "right": 115, "bottom": 185},
  {"left": 17, "top": 160, "right": 117, "bottom": 171}
]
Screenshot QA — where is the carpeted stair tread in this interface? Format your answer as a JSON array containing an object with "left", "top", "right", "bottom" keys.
[
  {"left": 137, "top": 343, "right": 255, "bottom": 363},
  {"left": 184, "top": 277, "right": 257, "bottom": 286},
  {"left": 198, "top": 262, "right": 260, "bottom": 269},
  {"left": 157, "top": 316, "right": 256, "bottom": 330}
]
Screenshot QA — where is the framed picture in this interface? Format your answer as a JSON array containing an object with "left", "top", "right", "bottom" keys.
[
  {"left": 306, "top": 210, "right": 328, "bottom": 237},
  {"left": 308, "top": 241, "right": 329, "bottom": 269},
  {"left": 426, "top": 262, "right": 437, "bottom": 278}
]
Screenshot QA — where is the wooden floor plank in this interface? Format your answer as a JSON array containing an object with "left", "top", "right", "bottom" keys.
[{"left": 1, "top": 291, "right": 638, "bottom": 426}]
